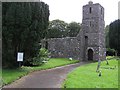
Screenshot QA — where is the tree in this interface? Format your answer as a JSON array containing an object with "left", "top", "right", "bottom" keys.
[
  {"left": 67, "top": 22, "right": 81, "bottom": 37},
  {"left": 2, "top": 2, "right": 49, "bottom": 68},
  {"left": 47, "top": 19, "right": 68, "bottom": 38},
  {"left": 47, "top": 20, "right": 81, "bottom": 38},
  {"left": 109, "top": 19, "right": 120, "bottom": 56}
]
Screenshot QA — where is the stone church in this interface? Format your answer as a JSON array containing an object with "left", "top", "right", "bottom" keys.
[{"left": 42, "top": 1, "right": 106, "bottom": 61}]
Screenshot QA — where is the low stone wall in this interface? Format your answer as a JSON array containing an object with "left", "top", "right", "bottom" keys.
[{"left": 47, "top": 37, "right": 81, "bottom": 60}]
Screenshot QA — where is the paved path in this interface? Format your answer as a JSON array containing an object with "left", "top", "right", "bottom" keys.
[{"left": 3, "top": 62, "right": 88, "bottom": 88}]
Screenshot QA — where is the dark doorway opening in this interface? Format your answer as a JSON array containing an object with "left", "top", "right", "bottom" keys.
[{"left": 88, "top": 49, "right": 93, "bottom": 60}]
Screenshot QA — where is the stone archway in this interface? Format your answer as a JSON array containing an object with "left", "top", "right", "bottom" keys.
[{"left": 88, "top": 49, "right": 93, "bottom": 60}]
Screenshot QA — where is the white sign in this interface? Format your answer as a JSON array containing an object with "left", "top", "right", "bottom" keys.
[{"left": 17, "top": 52, "right": 24, "bottom": 61}]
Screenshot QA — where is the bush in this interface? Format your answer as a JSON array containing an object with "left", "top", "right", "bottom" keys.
[
  {"left": 106, "top": 48, "right": 116, "bottom": 56},
  {"left": 30, "top": 48, "right": 50, "bottom": 66}
]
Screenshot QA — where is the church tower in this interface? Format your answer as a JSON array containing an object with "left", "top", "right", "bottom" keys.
[{"left": 78, "top": 1, "right": 106, "bottom": 61}]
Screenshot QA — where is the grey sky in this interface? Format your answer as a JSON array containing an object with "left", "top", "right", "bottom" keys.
[{"left": 42, "top": 0, "right": 119, "bottom": 26}]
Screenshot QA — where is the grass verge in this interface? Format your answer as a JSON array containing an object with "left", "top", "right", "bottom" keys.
[
  {"left": 2, "top": 58, "right": 79, "bottom": 86},
  {"left": 63, "top": 57, "right": 119, "bottom": 88}
]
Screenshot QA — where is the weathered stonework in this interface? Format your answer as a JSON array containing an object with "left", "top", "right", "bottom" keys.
[{"left": 42, "top": 1, "right": 106, "bottom": 61}]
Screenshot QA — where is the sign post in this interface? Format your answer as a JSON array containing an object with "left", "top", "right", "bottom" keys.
[{"left": 17, "top": 52, "right": 24, "bottom": 67}]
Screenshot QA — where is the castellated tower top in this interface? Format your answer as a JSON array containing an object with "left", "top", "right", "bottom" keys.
[{"left": 82, "top": 1, "right": 104, "bottom": 21}]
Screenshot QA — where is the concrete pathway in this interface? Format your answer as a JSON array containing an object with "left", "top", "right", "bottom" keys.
[{"left": 3, "top": 62, "right": 88, "bottom": 88}]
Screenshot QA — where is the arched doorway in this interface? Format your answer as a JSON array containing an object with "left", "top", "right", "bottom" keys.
[{"left": 88, "top": 49, "right": 93, "bottom": 60}]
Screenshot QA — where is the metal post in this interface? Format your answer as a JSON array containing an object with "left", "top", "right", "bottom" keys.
[
  {"left": 96, "top": 59, "right": 101, "bottom": 72},
  {"left": 19, "top": 61, "right": 21, "bottom": 68}
]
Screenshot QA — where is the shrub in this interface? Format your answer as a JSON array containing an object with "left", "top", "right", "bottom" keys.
[
  {"left": 30, "top": 48, "right": 50, "bottom": 66},
  {"left": 106, "top": 48, "right": 116, "bottom": 56}
]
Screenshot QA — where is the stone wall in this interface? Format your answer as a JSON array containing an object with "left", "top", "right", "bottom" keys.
[{"left": 46, "top": 37, "right": 81, "bottom": 60}]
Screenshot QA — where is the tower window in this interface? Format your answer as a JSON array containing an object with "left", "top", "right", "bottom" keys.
[
  {"left": 89, "top": 7, "right": 92, "bottom": 13},
  {"left": 85, "top": 36, "right": 88, "bottom": 47},
  {"left": 90, "top": 21, "right": 92, "bottom": 27}
]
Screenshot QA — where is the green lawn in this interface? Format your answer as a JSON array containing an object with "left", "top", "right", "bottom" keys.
[
  {"left": 63, "top": 57, "right": 119, "bottom": 88},
  {"left": 0, "top": 69, "right": 2, "bottom": 88},
  {"left": 2, "top": 58, "right": 79, "bottom": 86}
]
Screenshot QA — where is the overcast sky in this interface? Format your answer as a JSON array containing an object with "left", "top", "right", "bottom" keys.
[{"left": 41, "top": 0, "right": 119, "bottom": 26}]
